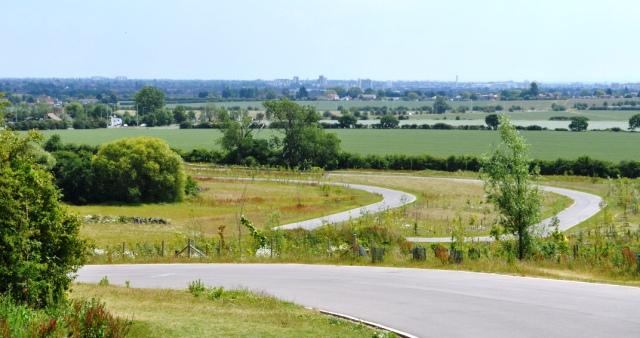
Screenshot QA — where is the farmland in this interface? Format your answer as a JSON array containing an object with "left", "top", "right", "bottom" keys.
[
  {"left": 40, "top": 128, "right": 640, "bottom": 161},
  {"left": 126, "top": 98, "right": 640, "bottom": 114}
]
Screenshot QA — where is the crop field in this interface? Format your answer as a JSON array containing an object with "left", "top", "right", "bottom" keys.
[
  {"left": 40, "top": 128, "right": 640, "bottom": 161},
  {"left": 123, "top": 98, "right": 640, "bottom": 113},
  {"left": 406, "top": 109, "right": 638, "bottom": 122}
]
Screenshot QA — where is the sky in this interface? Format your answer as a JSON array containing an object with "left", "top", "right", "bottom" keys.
[{"left": 1, "top": 0, "right": 639, "bottom": 82}]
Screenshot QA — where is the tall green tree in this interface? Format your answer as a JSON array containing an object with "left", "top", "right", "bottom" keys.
[
  {"left": 628, "top": 114, "right": 640, "bottom": 130},
  {"left": 433, "top": 96, "right": 450, "bottom": 114},
  {"left": 0, "top": 92, "right": 9, "bottom": 126},
  {"left": 528, "top": 82, "right": 539, "bottom": 97},
  {"left": 337, "top": 113, "right": 358, "bottom": 128},
  {"left": 134, "top": 86, "right": 165, "bottom": 115},
  {"left": 296, "top": 86, "right": 308, "bottom": 99},
  {"left": 264, "top": 99, "right": 340, "bottom": 169},
  {"left": 483, "top": 116, "right": 541, "bottom": 260},
  {"left": 0, "top": 131, "right": 86, "bottom": 307},
  {"left": 219, "top": 112, "right": 273, "bottom": 165},
  {"left": 568, "top": 116, "right": 588, "bottom": 131},
  {"left": 485, "top": 114, "right": 500, "bottom": 130},
  {"left": 379, "top": 114, "right": 399, "bottom": 128}
]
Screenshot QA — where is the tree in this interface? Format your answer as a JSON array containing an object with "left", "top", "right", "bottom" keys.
[
  {"left": 0, "top": 130, "right": 86, "bottom": 307},
  {"left": 134, "top": 86, "right": 165, "bottom": 115},
  {"left": 0, "top": 92, "right": 9, "bottom": 126},
  {"left": 173, "top": 105, "right": 188, "bottom": 123},
  {"left": 51, "top": 149, "right": 95, "bottom": 204},
  {"left": 347, "top": 87, "right": 363, "bottom": 98},
  {"left": 219, "top": 112, "right": 273, "bottom": 165},
  {"left": 568, "top": 116, "right": 588, "bottom": 131},
  {"left": 433, "top": 96, "right": 450, "bottom": 114},
  {"left": 296, "top": 86, "right": 308, "bottom": 99},
  {"left": 92, "top": 137, "right": 186, "bottom": 203},
  {"left": 483, "top": 116, "right": 541, "bottom": 260},
  {"left": 485, "top": 114, "right": 500, "bottom": 130},
  {"left": 528, "top": 82, "right": 539, "bottom": 97},
  {"left": 379, "top": 114, "right": 399, "bottom": 128},
  {"left": 337, "top": 113, "right": 358, "bottom": 128},
  {"left": 64, "top": 102, "right": 85, "bottom": 119},
  {"left": 629, "top": 114, "right": 640, "bottom": 130},
  {"left": 264, "top": 99, "right": 340, "bottom": 169}
]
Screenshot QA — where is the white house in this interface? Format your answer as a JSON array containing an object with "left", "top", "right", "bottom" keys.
[{"left": 108, "top": 115, "right": 123, "bottom": 128}]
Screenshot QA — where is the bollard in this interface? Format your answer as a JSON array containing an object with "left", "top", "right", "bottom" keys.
[
  {"left": 450, "top": 249, "right": 463, "bottom": 264},
  {"left": 637, "top": 253, "right": 640, "bottom": 273},
  {"left": 412, "top": 247, "right": 426, "bottom": 261},
  {"left": 371, "top": 247, "right": 385, "bottom": 263}
]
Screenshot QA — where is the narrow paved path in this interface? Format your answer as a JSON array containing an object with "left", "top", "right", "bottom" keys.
[
  {"left": 218, "top": 173, "right": 602, "bottom": 241},
  {"left": 77, "top": 263, "right": 640, "bottom": 338}
]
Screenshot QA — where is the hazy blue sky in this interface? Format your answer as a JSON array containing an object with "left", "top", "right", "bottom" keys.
[{"left": 1, "top": 0, "right": 638, "bottom": 82}]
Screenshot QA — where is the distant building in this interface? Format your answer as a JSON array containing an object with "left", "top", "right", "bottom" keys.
[
  {"left": 37, "top": 96, "right": 55, "bottom": 105},
  {"left": 46, "top": 113, "right": 62, "bottom": 121},
  {"left": 361, "top": 94, "right": 377, "bottom": 100},
  {"left": 108, "top": 115, "right": 123, "bottom": 128},
  {"left": 358, "top": 78, "right": 373, "bottom": 90},
  {"left": 317, "top": 75, "right": 327, "bottom": 87},
  {"left": 323, "top": 92, "right": 340, "bottom": 101}
]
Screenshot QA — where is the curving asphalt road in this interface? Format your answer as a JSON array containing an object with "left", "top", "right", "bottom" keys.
[
  {"left": 198, "top": 176, "right": 417, "bottom": 230},
  {"left": 268, "top": 173, "right": 603, "bottom": 242},
  {"left": 77, "top": 175, "right": 618, "bottom": 337},
  {"left": 77, "top": 263, "right": 640, "bottom": 338}
]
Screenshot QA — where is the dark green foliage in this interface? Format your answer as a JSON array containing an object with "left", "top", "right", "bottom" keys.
[
  {"left": 485, "top": 114, "right": 499, "bottom": 129},
  {"left": 52, "top": 150, "right": 96, "bottom": 204},
  {"left": 0, "top": 131, "right": 86, "bottom": 308},
  {"left": 9, "top": 119, "right": 70, "bottom": 130},
  {"left": 337, "top": 113, "right": 358, "bottom": 128},
  {"left": 628, "top": 114, "right": 640, "bottom": 130},
  {"left": 134, "top": 86, "right": 165, "bottom": 115},
  {"left": 433, "top": 96, "right": 450, "bottom": 113},
  {"left": 569, "top": 116, "right": 589, "bottom": 131},
  {"left": 264, "top": 99, "right": 341, "bottom": 169},
  {"left": 379, "top": 114, "right": 399, "bottom": 128},
  {"left": 92, "top": 137, "right": 186, "bottom": 203}
]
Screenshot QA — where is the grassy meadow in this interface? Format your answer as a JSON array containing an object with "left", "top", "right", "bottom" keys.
[
  {"left": 72, "top": 174, "right": 381, "bottom": 248},
  {"left": 71, "top": 284, "right": 387, "bottom": 338},
  {"left": 40, "top": 128, "right": 640, "bottom": 161},
  {"left": 326, "top": 173, "right": 571, "bottom": 237}
]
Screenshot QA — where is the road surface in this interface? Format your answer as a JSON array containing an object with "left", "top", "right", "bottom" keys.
[
  {"left": 77, "top": 263, "right": 640, "bottom": 338},
  {"left": 246, "top": 173, "right": 603, "bottom": 241}
]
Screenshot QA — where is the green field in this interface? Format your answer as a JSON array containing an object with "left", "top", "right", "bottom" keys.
[
  {"left": 40, "top": 128, "right": 640, "bottom": 161},
  {"left": 122, "top": 98, "right": 638, "bottom": 112}
]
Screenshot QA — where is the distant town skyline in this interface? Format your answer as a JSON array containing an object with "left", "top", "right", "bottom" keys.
[{"left": 2, "top": 0, "right": 639, "bottom": 82}]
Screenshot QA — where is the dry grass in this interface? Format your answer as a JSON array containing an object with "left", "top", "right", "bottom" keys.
[
  {"left": 327, "top": 174, "right": 571, "bottom": 237},
  {"left": 70, "top": 284, "right": 388, "bottom": 338},
  {"left": 72, "top": 176, "right": 381, "bottom": 247}
]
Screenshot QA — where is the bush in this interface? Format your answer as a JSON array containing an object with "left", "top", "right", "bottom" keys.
[
  {"left": 92, "top": 137, "right": 186, "bottom": 203},
  {"left": 0, "top": 131, "right": 86, "bottom": 308},
  {"left": 65, "top": 298, "right": 131, "bottom": 337}
]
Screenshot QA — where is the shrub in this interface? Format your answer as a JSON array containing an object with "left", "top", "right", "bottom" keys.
[
  {"left": 188, "top": 279, "right": 207, "bottom": 297},
  {"left": 65, "top": 298, "right": 131, "bottom": 338},
  {"left": 92, "top": 137, "right": 186, "bottom": 203},
  {"left": 0, "top": 131, "right": 86, "bottom": 308}
]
